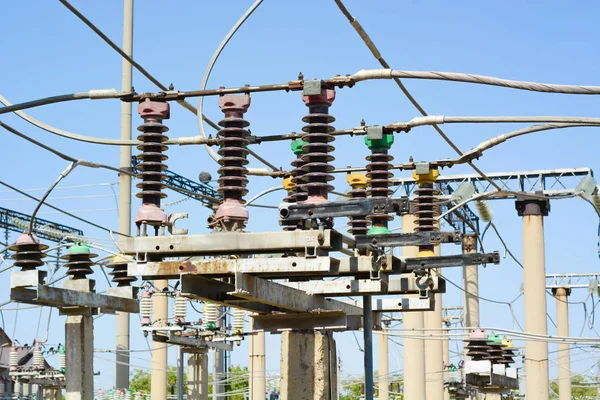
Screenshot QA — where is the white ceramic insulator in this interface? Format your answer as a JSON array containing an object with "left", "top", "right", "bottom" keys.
[
  {"left": 233, "top": 309, "right": 245, "bottom": 332},
  {"left": 592, "top": 194, "right": 600, "bottom": 212},
  {"left": 140, "top": 297, "right": 153, "bottom": 319},
  {"left": 174, "top": 296, "right": 187, "bottom": 319},
  {"left": 475, "top": 199, "right": 494, "bottom": 222},
  {"left": 9, "top": 349, "right": 18, "bottom": 369},
  {"left": 125, "top": 391, "right": 131, "bottom": 400},
  {"left": 204, "top": 303, "right": 218, "bottom": 325},
  {"left": 0, "top": 380, "right": 6, "bottom": 395},
  {"left": 59, "top": 352, "right": 66, "bottom": 371},
  {"left": 33, "top": 349, "right": 44, "bottom": 370}
]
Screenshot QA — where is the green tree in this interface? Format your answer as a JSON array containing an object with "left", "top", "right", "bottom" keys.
[
  {"left": 129, "top": 367, "right": 186, "bottom": 395},
  {"left": 340, "top": 373, "right": 403, "bottom": 400},
  {"left": 550, "top": 375, "right": 597, "bottom": 399}
]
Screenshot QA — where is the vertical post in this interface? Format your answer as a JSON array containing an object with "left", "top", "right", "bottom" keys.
[
  {"left": 425, "top": 246, "right": 444, "bottom": 400},
  {"left": 401, "top": 212, "right": 426, "bottom": 400},
  {"left": 65, "top": 314, "right": 94, "bottom": 400},
  {"left": 151, "top": 280, "right": 168, "bottom": 400},
  {"left": 187, "top": 349, "right": 208, "bottom": 400},
  {"left": 516, "top": 198, "right": 550, "bottom": 400},
  {"left": 177, "top": 347, "right": 184, "bottom": 400},
  {"left": 249, "top": 316, "right": 266, "bottom": 400},
  {"left": 116, "top": 0, "right": 134, "bottom": 391},
  {"left": 378, "top": 327, "right": 389, "bottom": 400},
  {"left": 553, "top": 288, "right": 571, "bottom": 400},
  {"left": 214, "top": 307, "right": 225, "bottom": 400},
  {"left": 442, "top": 325, "right": 450, "bottom": 400},
  {"left": 462, "top": 234, "right": 479, "bottom": 329},
  {"left": 363, "top": 296, "right": 374, "bottom": 400}
]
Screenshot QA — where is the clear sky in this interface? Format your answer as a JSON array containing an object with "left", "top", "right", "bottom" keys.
[{"left": 2, "top": 0, "right": 600, "bottom": 393}]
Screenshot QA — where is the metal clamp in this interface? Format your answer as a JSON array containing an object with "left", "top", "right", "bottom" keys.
[
  {"left": 403, "top": 251, "right": 500, "bottom": 272},
  {"left": 355, "top": 231, "right": 461, "bottom": 249}
]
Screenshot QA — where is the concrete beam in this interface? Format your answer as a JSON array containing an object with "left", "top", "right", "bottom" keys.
[
  {"left": 282, "top": 276, "right": 445, "bottom": 296},
  {"left": 10, "top": 286, "right": 139, "bottom": 313},
  {"left": 252, "top": 311, "right": 361, "bottom": 333},
  {"left": 121, "top": 229, "right": 343, "bottom": 257}
]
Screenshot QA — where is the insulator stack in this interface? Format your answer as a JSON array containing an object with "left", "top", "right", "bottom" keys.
[
  {"left": 204, "top": 303, "right": 218, "bottom": 330},
  {"left": 134, "top": 392, "right": 143, "bottom": 400},
  {"left": 346, "top": 173, "right": 369, "bottom": 235},
  {"left": 33, "top": 341, "right": 44, "bottom": 371},
  {"left": 286, "top": 139, "right": 308, "bottom": 203},
  {"left": 97, "top": 390, "right": 105, "bottom": 400},
  {"left": 212, "top": 94, "right": 251, "bottom": 232},
  {"left": 475, "top": 199, "right": 494, "bottom": 222},
  {"left": 233, "top": 308, "right": 245, "bottom": 334},
  {"left": 413, "top": 168, "right": 440, "bottom": 257},
  {"left": 485, "top": 334, "right": 505, "bottom": 364},
  {"left": 365, "top": 133, "right": 394, "bottom": 235},
  {"left": 106, "top": 255, "right": 136, "bottom": 287},
  {"left": 58, "top": 344, "right": 66, "bottom": 373},
  {"left": 61, "top": 243, "right": 96, "bottom": 280},
  {"left": 500, "top": 339, "right": 516, "bottom": 365},
  {"left": 9, "top": 232, "right": 48, "bottom": 272},
  {"left": 464, "top": 329, "right": 491, "bottom": 361},
  {"left": 125, "top": 390, "right": 132, "bottom": 400},
  {"left": 300, "top": 89, "right": 336, "bottom": 204},
  {"left": 135, "top": 99, "right": 170, "bottom": 236},
  {"left": 9, "top": 346, "right": 18, "bottom": 372},
  {"left": 140, "top": 286, "right": 153, "bottom": 326},
  {"left": 174, "top": 293, "right": 187, "bottom": 325}
]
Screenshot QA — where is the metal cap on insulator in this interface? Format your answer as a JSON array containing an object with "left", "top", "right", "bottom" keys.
[
  {"left": 9, "top": 232, "right": 48, "bottom": 271},
  {"left": 106, "top": 255, "right": 136, "bottom": 287},
  {"left": 61, "top": 243, "right": 97, "bottom": 280}
]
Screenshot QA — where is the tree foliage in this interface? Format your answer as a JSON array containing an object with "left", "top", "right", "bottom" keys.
[{"left": 550, "top": 375, "right": 597, "bottom": 399}]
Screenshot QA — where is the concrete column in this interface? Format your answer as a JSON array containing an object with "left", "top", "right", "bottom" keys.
[
  {"left": 378, "top": 329, "right": 389, "bottom": 400},
  {"left": 151, "top": 280, "right": 168, "bottom": 400},
  {"left": 187, "top": 349, "right": 208, "bottom": 400},
  {"left": 517, "top": 199, "right": 550, "bottom": 400},
  {"left": 65, "top": 314, "right": 94, "bottom": 400},
  {"left": 214, "top": 307, "right": 225, "bottom": 400},
  {"left": 22, "top": 382, "right": 29, "bottom": 398},
  {"left": 55, "top": 388, "right": 61, "bottom": 400},
  {"left": 462, "top": 234, "right": 479, "bottom": 329},
  {"left": 280, "top": 330, "right": 337, "bottom": 400},
  {"left": 553, "top": 287, "right": 571, "bottom": 400},
  {"left": 425, "top": 244, "right": 444, "bottom": 400},
  {"left": 44, "top": 388, "right": 55, "bottom": 400},
  {"left": 116, "top": 0, "right": 134, "bottom": 392},
  {"left": 249, "top": 317, "right": 266, "bottom": 400},
  {"left": 442, "top": 326, "right": 450, "bottom": 400},
  {"left": 401, "top": 212, "right": 426, "bottom": 400}
]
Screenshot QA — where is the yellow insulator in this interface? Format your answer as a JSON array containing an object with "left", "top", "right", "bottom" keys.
[
  {"left": 412, "top": 168, "right": 439, "bottom": 185},
  {"left": 283, "top": 176, "right": 295, "bottom": 191},
  {"left": 346, "top": 173, "right": 368, "bottom": 189}
]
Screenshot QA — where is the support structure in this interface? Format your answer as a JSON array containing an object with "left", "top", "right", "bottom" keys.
[
  {"left": 187, "top": 349, "right": 209, "bottom": 400},
  {"left": 249, "top": 316, "right": 266, "bottom": 400},
  {"left": 401, "top": 212, "right": 426, "bottom": 400},
  {"left": 517, "top": 198, "right": 550, "bottom": 400},
  {"left": 462, "top": 234, "right": 479, "bottom": 330},
  {"left": 214, "top": 306, "right": 225, "bottom": 400},
  {"left": 151, "top": 280, "right": 168, "bottom": 400},
  {"left": 424, "top": 245, "right": 444, "bottom": 400},
  {"left": 116, "top": 0, "right": 134, "bottom": 390},
  {"left": 552, "top": 287, "right": 571, "bottom": 400},
  {"left": 65, "top": 314, "right": 93, "bottom": 400},
  {"left": 280, "top": 330, "right": 337, "bottom": 400},
  {"left": 378, "top": 326, "right": 389, "bottom": 400}
]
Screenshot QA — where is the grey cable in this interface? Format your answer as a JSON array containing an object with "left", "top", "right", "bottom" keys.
[
  {"left": 351, "top": 69, "right": 600, "bottom": 95},
  {"left": 197, "top": 0, "right": 265, "bottom": 164},
  {"left": 0, "top": 89, "right": 123, "bottom": 115}
]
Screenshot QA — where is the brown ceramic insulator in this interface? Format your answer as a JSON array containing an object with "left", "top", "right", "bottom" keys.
[
  {"left": 347, "top": 186, "right": 369, "bottom": 236},
  {"left": 366, "top": 150, "right": 394, "bottom": 230},
  {"left": 107, "top": 263, "right": 136, "bottom": 287},
  {"left": 287, "top": 155, "right": 308, "bottom": 203},
  {"left": 64, "top": 254, "right": 94, "bottom": 280},
  {"left": 9, "top": 233, "right": 48, "bottom": 271},
  {"left": 414, "top": 183, "right": 440, "bottom": 253}
]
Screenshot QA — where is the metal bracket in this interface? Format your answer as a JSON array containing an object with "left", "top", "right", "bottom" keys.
[
  {"left": 161, "top": 332, "right": 233, "bottom": 351},
  {"left": 355, "top": 231, "right": 461, "bottom": 249},
  {"left": 403, "top": 251, "right": 500, "bottom": 272},
  {"left": 168, "top": 213, "right": 188, "bottom": 235},
  {"left": 366, "top": 125, "right": 383, "bottom": 140},
  {"left": 415, "top": 162, "right": 431, "bottom": 175},
  {"left": 303, "top": 79, "right": 323, "bottom": 96},
  {"left": 279, "top": 197, "right": 409, "bottom": 224},
  {"left": 251, "top": 311, "right": 361, "bottom": 333}
]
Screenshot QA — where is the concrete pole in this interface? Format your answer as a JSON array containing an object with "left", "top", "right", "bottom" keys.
[
  {"left": 462, "top": 234, "right": 479, "bottom": 329},
  {"left": 442, "top": 325, "right": 450, "bottom": 400},
  {"left": 151, "top": 280, "right": 168, "bottom": 400},
  {"left": 65, "top": 314, "right": 94, "bottom": 400},
  {"left": 116, "top": 0, "right": 134, "bottom": 391},
  {"left": 187, "top": 349, "right": 208, "bottom": 400},
  {"left": 553, "top": 287, "right": 571, "bottom": 400},
  {"left": 401, "top": 212, "right": 426, "bottom": 400},
  {"left": 249, "top": 316, "right": 266, "bottom": 400},
  {"left": 378, "top": 328, "right": 389, "bottom": 400},
  {"left": 280, "top": 330, "right": 337, "bottom": 400},
  {"left": 363, "top": 296, "right": 374, "bottom": 400},
  {"left": 214, "top": 307, "right": 225, "bottom": 400},
  {"left": 517, "top": 199, "right": 550, "bottom": 400},
  {"left": 425, "top": 244, "right": 444, "bottom": 400}
]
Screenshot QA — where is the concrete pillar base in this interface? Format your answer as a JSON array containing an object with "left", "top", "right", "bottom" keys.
[
  {"left": 65, "top": 314, "right": 94, "bottom": 400},
  {"left": 187, "top": 349, "right": 208, "bottom": 400},
  {"left": 280, "top": 331, "right": 337, "bottom": 400}
]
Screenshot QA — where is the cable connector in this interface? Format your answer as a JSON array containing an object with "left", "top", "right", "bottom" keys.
[{"left": 88, "top": 89, "right": 122, "bottom": 99}]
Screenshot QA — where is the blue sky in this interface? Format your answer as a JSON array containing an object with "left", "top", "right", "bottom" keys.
[{"left": 2, "top": 0, "right": 600, "bottom": 392}]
